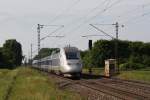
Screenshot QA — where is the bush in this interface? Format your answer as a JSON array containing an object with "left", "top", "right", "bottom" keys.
[
  {"left": 120, "top": 62, "right": 146, "bottom": 70},
  {"left": 81, "top": 39, "right": 150, "bottom": 68},
  {"left": 142, "top": 55, "right": 150, "bottom": 66}
]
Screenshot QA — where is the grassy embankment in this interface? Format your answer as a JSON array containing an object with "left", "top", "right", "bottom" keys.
[
  {"left": 116, "top": 68, "right": 150, "bottom": 82},
  {"left": 82, "top": 67, "right": 150, "bottom": 82},
  {"left": 0, "top": 69, "right": 18, "bottom": 100},
  {"left": 0, "top": 67, "right": 82, "bottom": 100}
]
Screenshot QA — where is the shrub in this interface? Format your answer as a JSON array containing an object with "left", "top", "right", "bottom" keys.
[
  {"left": 142, "top": 55, "right": 150, "bottom": 66},
  {"left": 119, "top": 62, "right": 146, "bottom": 70}
]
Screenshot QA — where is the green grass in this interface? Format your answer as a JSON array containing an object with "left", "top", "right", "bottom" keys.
[
  {"left": 117, "top": 69, "right": 150, "bottom": 83},
  {"left": 83, "top": 67, "right": 150, "bottom": 83},
  {"left": 0, "top": 69, "right": 18, "bottom": 100},
  {"left": 0, "top": 67, "right": 83, "bottom": 100}
]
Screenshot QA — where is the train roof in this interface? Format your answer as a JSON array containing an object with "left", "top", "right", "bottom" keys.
[
  {"left": 63, "top": 46, "right": 78, "bottom": 52},
  {"left": 33, "top": 46, "right": 79, "bottom": 62}
]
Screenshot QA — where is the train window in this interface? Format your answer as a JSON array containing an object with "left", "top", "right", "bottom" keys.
[{"left": 66, "top": 52, "right": 79, "bottom": 59}]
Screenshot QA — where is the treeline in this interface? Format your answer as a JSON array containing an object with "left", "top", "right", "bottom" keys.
[
  {"left": 0, "top": 39, "right": 23, "bottom": 69},
  {"left": 81, "top": 40, "right": 150, "bottom": 70},
  {"left": 33, "top": 48, "right": 58, "bottom": 60}
]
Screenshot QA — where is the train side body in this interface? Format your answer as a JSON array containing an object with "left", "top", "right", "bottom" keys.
[{"left": 32, "top": 46, "right": 82, "bottom": 77}]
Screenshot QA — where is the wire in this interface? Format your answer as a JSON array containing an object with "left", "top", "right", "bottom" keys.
[
  {"left": 65, "top": 0, "right": 122, "bottom": 36},
  {"left": 90, "top": 24, "right": 114, "bottom": 39},
  {"left": 40, "top": 25, "right": 64, "bottom": 41},
  {"left": 142, "top": 11, "right": 150, "bottom": 16},
  {"left": 94, "top": 1, "right": 150, "bottom": 27},
  {"left": 45, "top": 0, "right": 110, "bottom": 47},
  {"left": 44, "top": 0, "right": 121, "bottom": 48},
  {"left": 82, "top": 34, "right": 107, "bottom": 37},
  {"left": 57, "top": 0, "right": 110, "bottom": 32},
  {"left": 48, "top": 0, "right": 81, "bottom": 24},
  {"left": 84, "top": 0, "right": 121, "bottom": 24},
  {"left": 117, "top": 2, "right": 150, "bottom": 24},
  {"left": 121, "top": 10, "right": 150, "bottom": 25},
  {"left": 82, "top": 0, "right": 111, "bottom": 18}
]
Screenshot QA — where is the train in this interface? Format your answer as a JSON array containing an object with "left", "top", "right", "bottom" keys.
[{"left": 32, "top": 46, "right": 82, "bottom": 78}]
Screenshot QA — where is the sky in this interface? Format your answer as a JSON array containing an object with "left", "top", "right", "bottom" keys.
[{"left": 0, "top": 0, "right": 150, "bottom": 59}]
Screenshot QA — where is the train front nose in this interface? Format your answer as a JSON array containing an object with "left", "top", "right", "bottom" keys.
[{"left": 63, "top": 62, "right": 82, "bottom": 73}]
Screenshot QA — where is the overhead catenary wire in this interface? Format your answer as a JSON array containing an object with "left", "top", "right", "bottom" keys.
[
  {"left": 118, "top": 2, "right": 150, "bottom": 19},
  {"left": 63, "top": 0, "right": 122, "bottom": 36},
  {"left": 30, "top": 1, "right": 150, "bottom": 59},
  {"left": 89, "top": 1, "right": 150, "bottom": 27},
  {"left": 82, "top": 34, "right": 107, "bottom": 37},
  {"left": 40, "top": 25, "right": 64, "bottom": 41},
  {"left": 48, "top": 0, "right": 81, "bottom": 24},
  {"left": 41, "top": 0, "right": 80, "bottom": 48},
  {"left": 50, "top": 0, "right": 121, "bottom": 48},
  {"left": 115, "top": 2, "right": 150, "bottom": 25},
  {"left": 121, "top": 10, "right": 150, "bottom": 25},
  {"left": 45, "top": 0, "right": 111, "bottom": 48},
  {"left": 53, "top": 0, "right": 111, "bottom": 34},
  {"left": 89, "top": 24, "right": 114, "bottom": 39}
]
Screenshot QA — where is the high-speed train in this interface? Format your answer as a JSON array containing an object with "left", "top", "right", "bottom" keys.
[{"left": 32, "top": 46, "right": 82, "bottom": 77}]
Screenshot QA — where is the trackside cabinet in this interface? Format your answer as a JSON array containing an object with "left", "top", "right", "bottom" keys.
[{"left": 104, "top": 59, "right": 117, "bottom": 77}]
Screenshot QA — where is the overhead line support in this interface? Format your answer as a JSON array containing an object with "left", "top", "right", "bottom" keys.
[
  {"left": 90, "top": 22, "right": 122, "bottom": 74},
  {"left": 37, "top": 24, "right": 43, "bottom": 67}
]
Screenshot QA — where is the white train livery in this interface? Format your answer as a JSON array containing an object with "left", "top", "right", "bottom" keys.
[{"left": 32, "top": 46, "right": 82, "bottom": 77}]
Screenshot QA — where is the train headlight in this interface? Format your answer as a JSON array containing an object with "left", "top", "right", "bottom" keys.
[{"left": 66, "top": 65, "right": 71, "bottom": 70}]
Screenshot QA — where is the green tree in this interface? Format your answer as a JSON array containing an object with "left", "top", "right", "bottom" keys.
[
  {"left": 81, "top": 39, "right": 150, "bottom": 69},
  {"left": 2, "top": 39, "right": 23, "bottom": 67},
  {"left": 0, "top": 48, "right": 4, "bottom": 66},
  {"left": 91, "top": 40, "right": 114, "bottom": 67},
  {"left": 81, "top": 50, "right": 92, "bottom": 68},
  {"left": 129, "top": 41, "right": 144, "bottom": 56},
  {"left": 34, "top": 48, "right": 58, "bottom": 60}
]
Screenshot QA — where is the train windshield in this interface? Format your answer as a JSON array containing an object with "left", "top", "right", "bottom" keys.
[{"left": 66, "top": 52, "right": 79, "bottom": 59}]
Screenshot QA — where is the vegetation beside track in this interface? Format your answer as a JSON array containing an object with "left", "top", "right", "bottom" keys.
[
  {"left": 83, "top": 67, "right": 150, "bottom": 83},
  {"left": 0, "top": 67, "right": 82, "bottom": 100},
  {"left": 116, "top": 68, "right": 150, "bottom": 83},
  {"left": 0, "top": 69, "right": 18, "bottom": 100}
]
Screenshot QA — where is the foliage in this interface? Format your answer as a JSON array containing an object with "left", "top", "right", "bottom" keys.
[
  {"left": 81, "top": 39, "right": 150, "bottom": 70},
  {"left": 90, "top": 40, "right": 115, "bottom": 67},
  {"left": 0, "top": 69, "right": 18, "bottom": 100},
  {"left": 34, "top": 48, "right": 58, "bottom": 60},
  {"left": 80, "top": 50, "right": 92, "bottom": 68},
  {"left": 0, "top": 67, "right": 83, "bottom": 100},
  {"left": 0, "top": 48, "right": 4, "bottom": 67},
  {"left": 117, "top": 69, "right": 150, "bottom": 82},
  {"left": 0, "top": 39, "right": 23, "bottom": 69},
  {"left": 119, "top": 62, "right": 146, "bottom": 70},
  {"left": 142, "top": 55, "right": 150, "bottom": 66}
]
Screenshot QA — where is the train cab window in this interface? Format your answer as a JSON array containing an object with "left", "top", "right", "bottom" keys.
[{"left": 66, "top": 52, "right": 79, "bottom": 59}]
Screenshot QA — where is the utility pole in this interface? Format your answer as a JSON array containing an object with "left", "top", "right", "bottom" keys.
[
  {"left": 90, "top": 22, "right": 123, "bottom": 74},
  {"left": 31, "top": 43, "right": 33, "bottom": 66},
  {"left": 113, "top": 22, "right": 119, "bottom": 73},
  {"left": 37, "top": 24, "right": 64, "bottom": 68},
  {"left": 37, "top": 24, "right": 43, "bottom": 67}
]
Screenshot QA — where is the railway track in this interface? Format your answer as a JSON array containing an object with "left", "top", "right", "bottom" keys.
[
  {"left": 34, "top": 68, "right": 150, "bottom": 100},
  {"left": 48, "top": 73, "right": 120, "bottom": 100},
  {"left": 83, "top": 79, "right": 150, "bottom": 99},
  {"left": 91, "top": 78, "right": 150, "bottom": 97},
  {"left": 108, "top": 78, "right": 150, "bottom": 88},
  {"left": 46, "top": 72, "right": 150, "bottom": 100}
]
